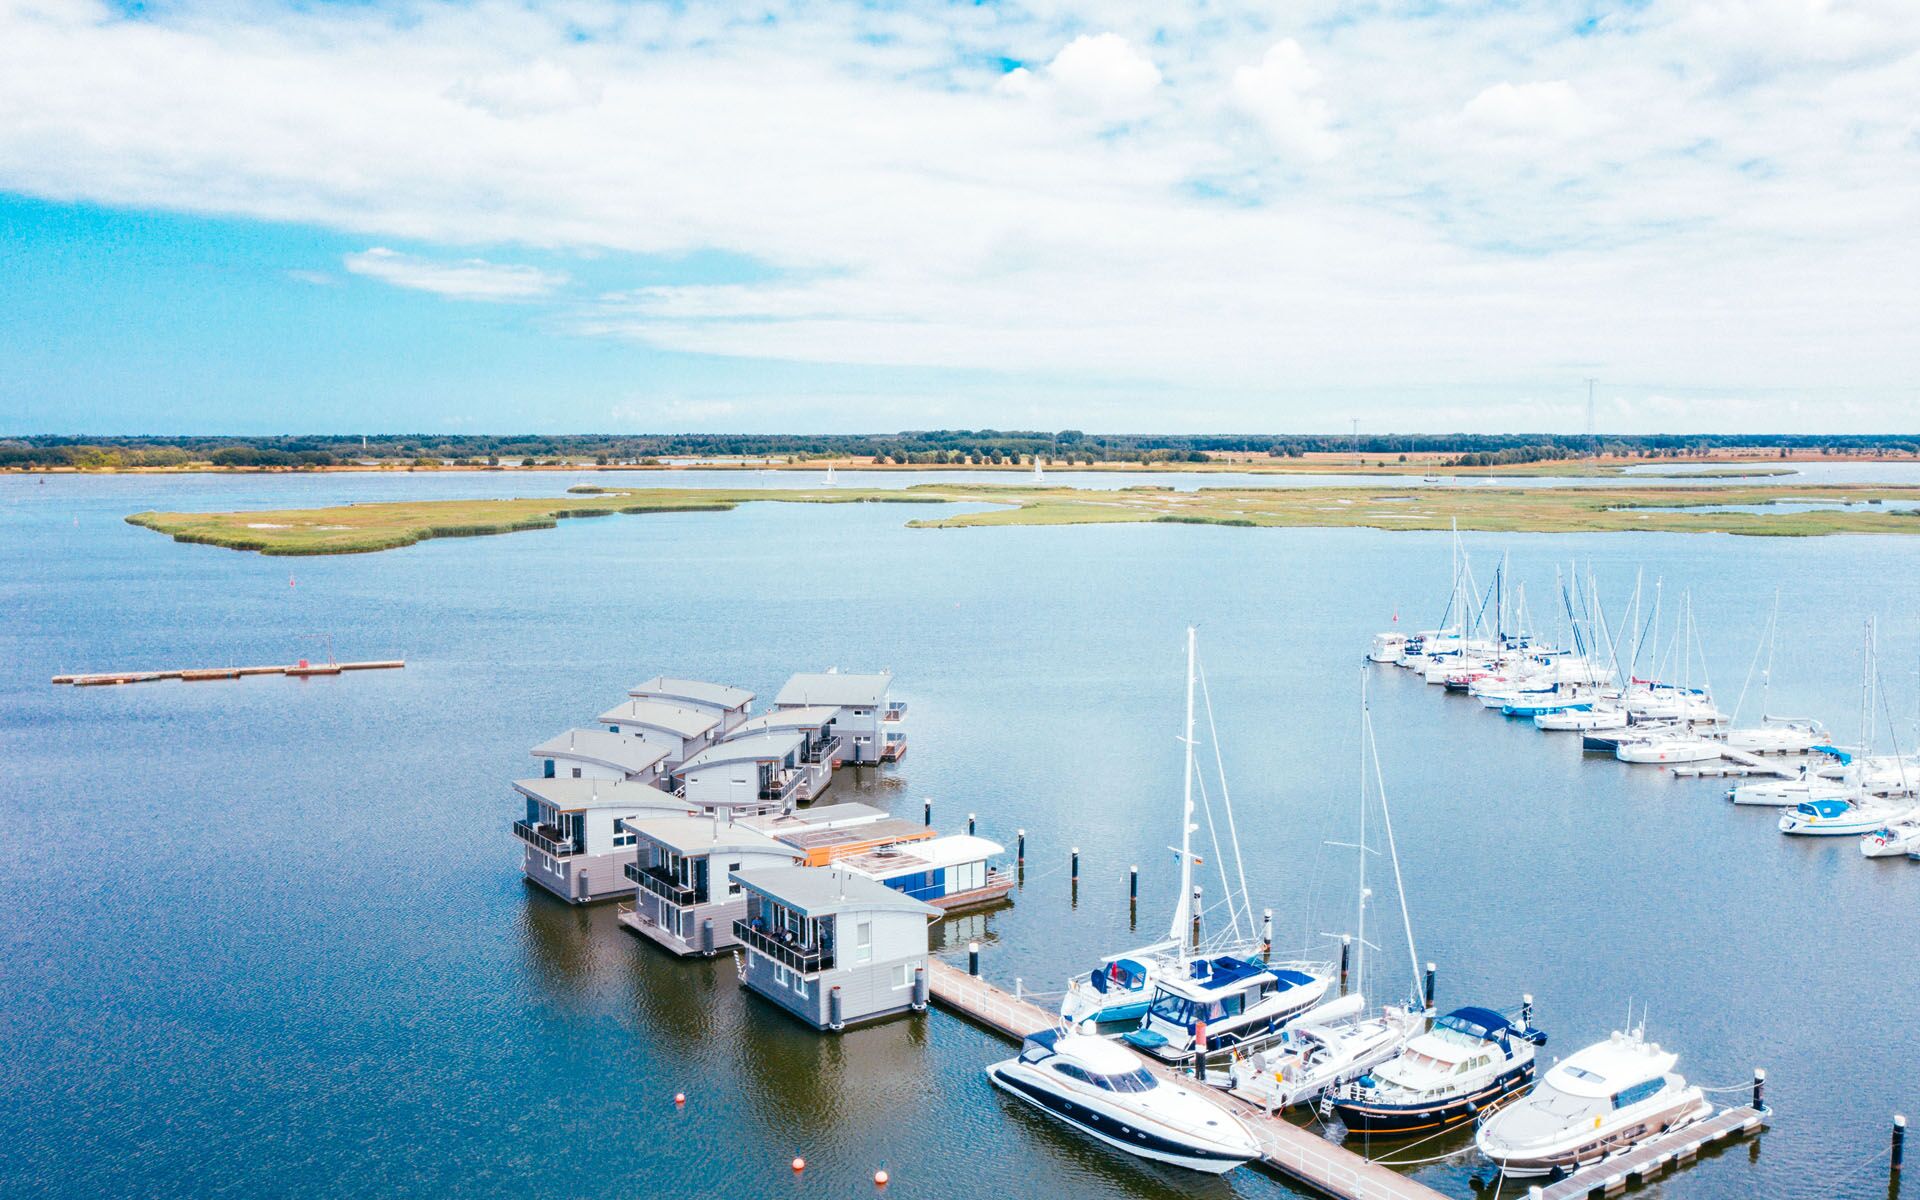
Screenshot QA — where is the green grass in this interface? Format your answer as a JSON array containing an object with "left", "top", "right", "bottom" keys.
[{"left": 125, "top": 482, "right": 1920, "bottom": 555}]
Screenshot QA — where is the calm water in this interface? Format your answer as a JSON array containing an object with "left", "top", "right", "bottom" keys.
[{"left": 3, "top": 474, "right": 1917, "bottom": 1200}]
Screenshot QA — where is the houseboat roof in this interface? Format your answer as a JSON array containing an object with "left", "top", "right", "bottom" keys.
[
  {"left": 775, "top": 671, "right": 892, "bottom": 708},
  {"left": 840, "top": 834, "right": 1005, "bottom": 880},
  {"left": 627, "top": 676, "right": 754, "bottom": 711},
  {"left": 626, "top": 814, "right": 797, "bottom": 857},
  {"left": 733, "top": 865, "right": 940, "bottom": 918},
  {"left": 677, "top": 730, "right": 805, "bottom": 772},
  {"left": 770, "top": 817, "right": 933, "bottom": 855},
  {"left": 513, "top": 777, "right": 690, "bottom": 814},
  {"left": 529, "top": 728, "right": 670, "bottom": 775},
  {"left": 597, "top": 699, "right": 721, "bottom": 739},
  {"left": 740, "top": 803, "right": 888, "bottom": 836},
  {"left": 730, "top": 706, "right": 839, "bottom": 735}
]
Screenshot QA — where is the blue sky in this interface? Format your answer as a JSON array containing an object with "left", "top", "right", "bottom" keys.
[{"left": 1, "top": 0, "right": 1916, "bottom": 435}]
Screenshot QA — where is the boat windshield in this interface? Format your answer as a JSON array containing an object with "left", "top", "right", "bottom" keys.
[{"left": 1089, "top": 1067, "right": 1158, "bottom": 1094}]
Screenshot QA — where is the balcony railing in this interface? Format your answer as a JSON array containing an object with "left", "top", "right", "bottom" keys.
[
  {"left": 881, "top": 732, "right": 907, "bottom": 761},
  {"left": 733, "top": 921, "right": 834, "bottom": 973},
  {"left": 625, "top": 863, "right": 700, "bottom": 906},
  {"left": 513, "top": 820, "right": 576, "bottom": 858},
  {"left": 883, "top": 702, "right": 908, "bottom": 722},
  {"left": 765, "top": 769, "right": 805, "bottom": 802},
  {"left": 801, "top": 734, "right": 843, "bottom": 765}
]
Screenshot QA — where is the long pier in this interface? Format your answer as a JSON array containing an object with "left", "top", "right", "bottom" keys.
[
  {"left": 52, "top": 660, "right": 404, "bottom": 686},
  {"left": 1534, "top": 1104, "right": 1767, "bottom": 1200},
  {"left": 925, "top": 959, "right": 1445, "bottom": 1200}
]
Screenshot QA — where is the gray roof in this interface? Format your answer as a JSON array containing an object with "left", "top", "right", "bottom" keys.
[
  {"left": 775, "top": 671, "right": 892, "bottom": 708},
  {"left": 625, "top": 814, "right": 796, "bottom": 857},
  {"left": 512, "top": 777, "right": 691, "bottom": 814},
  {"left": 678, "top": 730, "right": 804, "bottom": 772},
  {"left": 740, "top": 803, "right": 887, "bottom": 836},
  {"left": 596, "top": 699, "right": 721, "bottom": 739},
  {"left": 734, "top": 865, "right": 940, "bottom": 917},
  {"left": 730, "top": 706, "right": 839, "bottom": 736},
  {"left": 628, "top": 676, "right": 754, "bottom": 712},
  {"left": 530, "top": 728, "right": 670, "bottom": 775}
]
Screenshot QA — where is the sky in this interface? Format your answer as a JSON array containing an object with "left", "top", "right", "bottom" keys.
[{"left": 1, "top": 0, "right": 1917, "bottom": 435}]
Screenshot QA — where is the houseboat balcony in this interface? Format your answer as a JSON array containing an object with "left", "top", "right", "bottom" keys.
[
  {"left": 883, "top": 702, "right": 908, "bottom": 723},
  {"left": 764, "top": 769, "right": 806, "bottom": 803},
  {"left": 624, "top": 862, "right": 700, "bottom": 906},
  {"left": 795, "top": 758, "right": 832, "bottom": 800},
  {"left": 881, "top": 731, "right": 907, "bottom": 761},
  {"left": 732, "top": 921, "right": 834, "bottom": 974},
  {"left": 801, "top": 734, "right": 843, "bottom": 766},
  {"left": 512, "top": 820, "right": 576, "bottom": 857}
]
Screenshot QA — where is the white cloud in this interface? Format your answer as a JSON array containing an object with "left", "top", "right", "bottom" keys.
[
  {"left": 0, "top": 0, "right": 1916, "bottom": 428},
  {"left": 1003, "top": 32, "right": 1162, "bottom": 123},
  {"left": 342, "top": 247, "right": 567, "bottom": 301},
  {"left": 1231, "top": 40, "right": 1337, "bottom": 161}
]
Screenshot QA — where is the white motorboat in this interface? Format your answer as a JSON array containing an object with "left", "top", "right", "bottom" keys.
[
  {"left": 1727, "top": 776, "right": 1853, "bottom": 807},
  {"left": 1861, "top": 820, "right": 1920, "bottom": 858},
  {"left": 1780, "top": 796, "right": 1912, "bottom": 837},
  {"left": 1534, "top": 704, "right": 1629, "bottom": 732},
  {"left": 1328, "top": 1002, "right": 1547, "bottom": 1138},
  {"left": 1474, "top": 1027, "right": 1711, "bottom": 1178},
  {"left": 987, "top": 1030, "right": 1260, "bottom": 1174},
  {"left": 1226, "top": 995, "right": 1424, "bottom": 1111},
  {"left": 1615, "top": 735, "right": 1722, "bottom": 765},
  {"left": 1369, "top": 632, "right": 1409, "bottom": 663},
  {"left": 1723, "top": 717, "right": 1827, "bottom": 756},
  {"left": 1124, "top": 955, "right": 1333, "bottom": 1062},
  {"left": 1062, "top": 949, "right": 1169, "bottom": 1027}
]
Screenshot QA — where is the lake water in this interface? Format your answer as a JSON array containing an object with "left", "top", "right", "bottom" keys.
[{"left": 3, "top": 473, "right": 1917, "bottom": 1200}]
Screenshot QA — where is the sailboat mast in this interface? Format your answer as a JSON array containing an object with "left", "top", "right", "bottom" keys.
[
  {"left": 1356, "top": 673, "right": 1370, "bottom": 1002},
  {"left": 1170, "top": 626, "right": 1199, "bottom": 948}
]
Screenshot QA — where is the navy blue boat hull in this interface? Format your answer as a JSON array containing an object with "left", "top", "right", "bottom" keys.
[{"left": 1330, "top": 1063, "right": 1533, "bottom": 1138}]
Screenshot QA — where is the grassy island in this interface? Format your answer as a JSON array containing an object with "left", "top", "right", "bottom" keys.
[{"left": 123, "top": 482, "right": 1920, "bottom": 556}]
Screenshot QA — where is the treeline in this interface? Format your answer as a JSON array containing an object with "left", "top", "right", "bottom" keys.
[{"left": 3, "top": 431, "right": 1919, "bottom": 470}]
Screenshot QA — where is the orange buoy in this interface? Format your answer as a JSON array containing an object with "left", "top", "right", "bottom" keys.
[
  {"left": 673, "top": 1092, "right": 685, "bottom": 1106},
  {"left": 874, "top": 1169, "right": 889, "bottom": 1187},
  {"left": 791, "top": 1157, "right": 805, "bottom": 1173}
]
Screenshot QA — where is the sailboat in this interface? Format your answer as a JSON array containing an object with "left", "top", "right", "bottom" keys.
[
  {"left": 1720, "top": 592, "right": 1828, "bottom": 754},
  {"left": 824, "top": 465, "right": 837, "bottom": 486},
  {"left": 1223, "top": 678, "right": 1426, "bottom": 1111},
  {"left": 1780, "top": 618, "right": 1916, "bottom": 836}
]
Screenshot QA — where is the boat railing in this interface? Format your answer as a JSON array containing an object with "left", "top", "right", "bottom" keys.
[
  {"left": 733, "top": 921, "right": 833, "bottom": 973},
  {"left": 512, "top": 819, "right": 576, "bottom": 858}
]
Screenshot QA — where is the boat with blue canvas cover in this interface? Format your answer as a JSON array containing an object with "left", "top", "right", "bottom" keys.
[
  {"left": 1779, "top": 795, "right": 1910, "bottom": 836},
  {"left": 1063, "top": 954, "right": 1163, "bottom": 1025},
  {"left": 1328, "top": 1003, "right": 1547, "bottom": 1138},
  {"left": 1123, "top": 955, "right": 1331, "bottom": 1062}
]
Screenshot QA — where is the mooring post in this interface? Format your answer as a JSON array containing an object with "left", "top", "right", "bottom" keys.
[
  {"left": 1190, "top": 885, "right": 1202, "bottom": 949},
  {"left": 1894, "top": 1114, "right": 1907, "bottom": 1176},
  {"left": 1751, "top": 1067, "right": 1765, "bottom": 1111},
  {"left": 912, "top": 966, "right": 928, "bottom": 1011},
  {"left": 967, "top": 812, "right": 975, "bottom": 836},
  {"left": 1070, "top": 847, "right": 1079, "bottom": 882},
  {"left": 1261, "top": 908, "right": 1273, "bottom": 961},
  {"left": 1339, "top": 935, "right": 1352, "bottom": 994},
  {"left": 923, "top": 797, "right": 931, "bottom": 827},
  {"left": 968, "top": 941, "right": 980, "bottom": 977},
  {"left": 1016, "top": 829, "right": 1025, "bottom": 866},
  {"left": 1129, "top": 864, "right": 1138, "bottom": 901},
  {"left": 1424, "top": 962, "right": 1437, "bottom": 1011}
]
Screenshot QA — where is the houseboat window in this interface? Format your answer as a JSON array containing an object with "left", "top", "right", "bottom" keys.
[
  {"left": 774, "top": 964, "right": 791, "bottom": 988},
  {"left": 1612, "top": 1078, "right": 1666, "bottom": 1109},
  {"left": 891, "top": 964, "right": 912, "bottom": 989},
  {"left": 571, "top": 767, "right": 582, "bottom": 778},
  {"left": 544, "top": 759, "right": 555, "bottom": 778},
  {"left": 855, "top": 921, "right": 872, "bottom": 964},
  {"left": 728, "top": 863, "right": 742, "bottom": 896}
]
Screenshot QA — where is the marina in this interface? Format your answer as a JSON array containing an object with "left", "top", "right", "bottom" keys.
[{"left": 50, "top": 658, "right": 404, "bottom": 685}]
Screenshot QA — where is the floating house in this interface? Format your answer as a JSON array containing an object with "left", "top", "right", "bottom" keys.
[
  {"left": 724, "top": 706, "right": 844, "bottom": 797},
  {"left": 732, "top": 866, "right": 938, "bottom": 1030},
  {"left": 671, "top": 730, "right": 810, "bottom": 810},
  {"left": 627, "top": 677, "right": 754, "bottom": 735},
  {"left": 597, "top": 699, "right": 721, "bottom": 769},
  {"left": 769, "top": 815, "right": 936, "bottom": 867},
  {"left": 618, "top": 815, "right": 803, "bottom": 956},
  {"left": 774, "top": 670, "right": 908, "bottom": 765},
  {"left": 839, "top": 834, "right": 1014, "bottom": 911},
  {"left": 513, "top": 777, "right": 693, "bottom": 903},
  {"left": 531, "top": 728, "right": 669, "bottom": 784}
]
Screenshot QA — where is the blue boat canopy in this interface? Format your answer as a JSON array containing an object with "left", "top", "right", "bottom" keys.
[
  {"left": 1801, "top": 797, "right": 1854, "bottom": 818},
  {"left": 1437, "top": 1006, "right": 1514, "bottom": 1041},
  {"left": 1271, "top": 969, "right": 1316, "bottom": 988},
  {"left": 1812, "top": 744, "right": 1851, "bottom": 764},
  {"left": 1187, "top": 955, "right": 1270, "bottom": 987}
]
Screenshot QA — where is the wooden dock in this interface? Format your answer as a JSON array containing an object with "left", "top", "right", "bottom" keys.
[
  {"left": 1534, "top": 1105, "right": 1767, "bottom": 1199},
  {"left": 52, "top": 660, "right": 403, "bottom": 687},
  {"left": 925, "top": 959, "right": 1445, "bottom": 1200}
]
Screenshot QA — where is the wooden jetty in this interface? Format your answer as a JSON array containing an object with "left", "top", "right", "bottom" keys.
[
  {"left": 925, "top": 959, "right": 1445, "bottom": 1200},
  {"left": 52, "top": 660, "right": 403, "bottom": 687},
  {"left": 1533, "top": 1105, "right": 1767, "bottom": 1200}
]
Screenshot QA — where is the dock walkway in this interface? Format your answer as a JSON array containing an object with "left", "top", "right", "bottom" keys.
[
  {"left": 1535, "top": 1105, "right": 1767, "bottom": 1200},
  {"left": 925, "top": 959, "right": 1443, "bottom": 1200},
  {"left": 52, "top": 660, "right": 404, "bottom": 687}
]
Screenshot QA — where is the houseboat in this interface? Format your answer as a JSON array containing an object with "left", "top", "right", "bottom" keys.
[
  {"left": 839, "top": 834, "right": 1014, "bottom": 911},
  {"left": 732, "top": 865, "right": 938, "bottom": 1030},
  {"left": 618, "top": 814, "right": 804, "bottom": 956},
  {"left": 670, "top": 730, "right": 810, "bottom": 810},
  {"left": 597, "top": 698, "right": 722, "bottom": 769},
  {"left": 743, "top": 805, "right": 932, "bottom": 865},
  {"left": 627, "top": 676, "right": 754, "bottom": 735},
  {"left": 775, "top": 670, "right": 907, "bottom": 765},
  {"left": 531, "top": 727, "right": 669, "bottom": 784},
  {"left": 513, "top": 777, "right": 693, "bottom": 903},
  {"left": 724, "top": 706, "right": 844, "bottom": 797}
]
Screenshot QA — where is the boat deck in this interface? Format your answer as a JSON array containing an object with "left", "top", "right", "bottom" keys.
[
  {"left": 1534, "top": 1105, "right": 1767, "bottom": 1200},
  {"left": 925, "top": 959, "right": 1444, "bottom": 1200}
]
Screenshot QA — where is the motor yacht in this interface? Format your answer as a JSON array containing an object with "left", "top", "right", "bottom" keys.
[
  {"left": 1123, "top": 955, "right": 1332, "bottom": 1062},
  {"left": 1327, "top": 1004, "right": 1546, "bottom": 1137},
  {"left": 1369, "top": 632, "right": 1410, "bottom": 663},
  {"left": 1225, "top": 995, "right": 1424, "bottom": 1111},
  {"left": 1474, "top": 1028, "right": 1710, "bottom": 1178},
  {"left": 987, "top": 1030, "right": 1260, "bottom": 1174},
  {"left": 1062, "top": 950, "right": 1169, "bottom": 1027},
  {"left": 1779, "top": 796, "right": 1912, "bottom": 837}
]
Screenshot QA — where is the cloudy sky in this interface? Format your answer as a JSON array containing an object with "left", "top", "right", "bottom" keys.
[{"left": 2, "top": 0, "right": 1916, "bottom": 434}]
